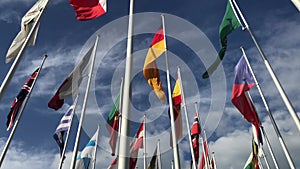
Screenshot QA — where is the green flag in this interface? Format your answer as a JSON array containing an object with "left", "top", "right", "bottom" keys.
[{"left": 202, "top": 0, "right": 241, "bottom": 78}]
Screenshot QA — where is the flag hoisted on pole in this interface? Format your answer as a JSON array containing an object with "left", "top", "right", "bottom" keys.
[
  {"left": 230, "top": 0, "right": 300, "bottom": 135},
  {"left": 161, "top": 14, "right": 181, "bottom": 169},
  {"left": 0, "top": 55, "right": 47, "bottom": 167},
  {"left": 129, "top": 121, "right": 145, "bottom": 169},
  {"left": 69, "top": 0, "right": 107, "bottom": 21},
  {"left": 240, "top": 47, "right": 294, "bottom": 169},
  {"left": 177, "top": 66, "right": 197, "bottom": 169},
  {"left": 118, "top": 0, "right": 134, "bottom": 168},
  {"left": 69, "top": 35, "right": 99, "bottom": 169},
  {"left": 0, "top": 0, "right": 49, "bottom": 103},
  {"left": 191, "top": 111, "right": 201, "bottom": 169}
]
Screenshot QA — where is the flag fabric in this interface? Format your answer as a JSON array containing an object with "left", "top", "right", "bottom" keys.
[
  {"left": 6, "top": 0, "right": 48, "bottom": 63},
  {"left": 107, "top": 157, "right": 118, "bottom": 169},
  {"left": 231, "top": 56, "right": 260, "bottom": 135},
  {"left": 169, "top": 77, "right": 183, "bottom": 146},
  {"left": 129, "top": 121, "right": 145, "bottom": 169},
  {"left": 190, "top": 113, "right": 201, "bottom": 168},
  {"left": 48, "top": 44, "right": 94, "bottom": 110},
  {"left": 252, "top": 124, "right": 263, "bottom": 157},
  {"left": 75, "top": 128, "right": 99, "bottom": 169},
  {"left": 243, "top": 139, "right": 259, "bottom": 169},
  {"left": 143, "top": 27, "right": 166, "bottom": 104},
  {"left": 202, "top": 0, "right": 241, "bottom": 78},
  {"left": 199, "top": 140, "right": 209, "bottom": 169},
  {"left": 147, "top": 145, "right": 158, "bottom": 169},
  {"left": 210, "top": 157, "right": 216, "bottom": 169},
  {"left": 106, "top": 93, "right": 120, "bottom": 156},
  {"left": 6, "top": 68, "right": 39, "bottom": 130},
  {"left": 70, "top": 0, "right": 107, "bottom": 21},
  {"left": 53, "top": 105, "right": 75, "bottom": 157}
]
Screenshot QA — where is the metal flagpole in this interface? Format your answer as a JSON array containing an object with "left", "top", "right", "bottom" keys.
[
  {"left": 161, "top": 14, "right": 181, "bottom": 169},
  {"left": 171, "top": 160, "right": 174, "bottom": 169},
  {"left": 0, "top": 55, "right": 47, "bottom": 167},
  {"left": 241, "top": 47, "right": 295, "bottom": 169},
  {"left": 0, "top": 0, "right": 49, "bottom": 102},
  {"left": 157, "top": 139, "right": 162, "bottom": 169},
  {"left": 258, "top": 157, "right": 264, "bottom": 169},
  {"left": 69, "top": 35, "right": 99, "bottom": 169},
  {"left": 92, "top": 125, "right": 100, "bottom": 169},
  {"left": 58, "top": 95, "right": 79, "bottom": 169},
  {"left": 116, "top": 78, "right": 124, "bottom": 157},
  {"left": 211, "top": 152, "right": 217, "bottom": 169},
  {"left": 202, "top": 130, "right": 210, "bottom": 169},
  {"left": 261, "top": 148, "right": 271, "bottom": 169},
  {"left": 231, "top": 0, "right": 300, "bottom": 133},
  {"left": 118, "top": 0, "right": 134, "bottom": 167},
  {"left": 200, "top": 137, "right": 208, "bottom": 169},
  {"left": 177, "top": 67, "right": 197, "bottom": 169},
  {"left": 143, "top": 114, "right": 147, "bottom": 169}
]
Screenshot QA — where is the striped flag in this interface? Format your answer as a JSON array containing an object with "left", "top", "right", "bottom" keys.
[
  {"left": 6, "top": 68, "right": 39, "bottom": 130},
  {"left": 53, "top": 105, "right": 75, "bottom": 156},
  {"left": 6, "top": 0, "right": 48, "bottom": 63},
  {"left": 190, "top": 113, "right": 201, "bottom": 168},
  {"left": 75, "top": 128, "right": 99, "bottom": 169},
  {"left": 70, "top": 0, "right": 107, "bottom": 21},
  {"left": 107, "top": 157, "right": 118, "bottom": 169},
  {"left": 199, "top": 140, "right": 209, "bottom": 169},
  {"left": 129, "top": 121, "right": 144, "bottom": 169},
  {"left": 143, "top": 26, "right": 166, "bottom": 104}
]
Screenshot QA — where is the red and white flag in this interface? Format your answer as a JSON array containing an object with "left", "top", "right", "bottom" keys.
[
  {"left": 129, "top": 121, "right": 144, "bottom": 169},
  {"left": 70, "top": 0, "right": 107, "bottom": 21}
]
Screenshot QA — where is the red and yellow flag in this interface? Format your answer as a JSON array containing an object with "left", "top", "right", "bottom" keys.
[{"left": 143, "top": 27, "right": 166, "bottom": 104}]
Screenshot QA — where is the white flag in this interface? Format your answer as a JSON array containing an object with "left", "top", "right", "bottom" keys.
[{"left": 6, "top": 0, "right": 48, "bottom": 63}]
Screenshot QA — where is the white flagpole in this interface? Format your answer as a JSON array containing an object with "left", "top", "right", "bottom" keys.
[
  {"left": 258, "top": 157, "right": 264, "bottom": 169},
  {"left": 157, "top": 139, "right": 162, "bottom": 169},
  {"left": 231, "top": 0, "right": 300, "bottom": 133},
  {"left": 177, "top": 67, "right": 197, "bottom": 169},
  {"left": 69, "top": 35, "right": 99, "bottom": 169},
  {"left": 171, "top": 160, "right": 174, "bottom": 169},
  {"left": 143, "top": 114, "right": 147, "bottom": 169},
  {"left": 161, "top": 14, "right": 181, "bottom": 169},
  {"left": 118, "top": 0, "right": 134, "bottom": 167},
  {"left": 0, "top": 55, "right": 47, "bottom": 167},
  {"left": 202, "top": 130, "right": 210, "bottom": 169},
  {"left": 211, "top": 152, "right": 217, "bottom": 169},
  {"left": 200, "top": 137, "right": 208, "bottom": 169},
  {"left": 116, "top": 78, "right": 124, "bottom": 156},
  {"left": 241, "top": 47, "right": 295, "bottom": 169},
  {"left": 92, "top": 125, "right": 100, "bottom": 169},
  {"left": 261, "top": 148, "right": 271, "bottom": 169},
  {"left": 0, "top": 0, "right": 49, "bottom": 102},
  {"left": 58, "top": 95, "right": 79, "bottom": 169}
]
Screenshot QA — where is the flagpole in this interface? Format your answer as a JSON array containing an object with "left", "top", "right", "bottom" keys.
[
  {"left": 171, "top": 160, "right": 174, "bottom": 169},
  {"left": 161, "top": 14, "right": 181, "bottom": 169},
  {"left": 116, "top": 77, "right": 124, "bottom": 156},
  {"left": 118, "top": 0, "right": 134, "bottom": 167},
  {"left": 92, "top": 125, "right": 100, "bottom": 169},
  {"left": 58, "top": 95, "right": 79, "bottom": 169},
  {"left": 157, "top": 139, "right": 162, "bottom": 169},
  {"left": 241, "top": 46, "right": 295, "bottom": 169},
  {"left": 0, "top": 0, "right": 49, "bottom": 102},
  {"left": 177, "top": 67, "right": 197, "bottom": 169},
  {"left": 143, "top": 114, "right": 147, "bottom": 169},
  {"left": 231, "top": 0, "right": 300, "bottom": 133},
  {"left": 258, "top": 157, "right": 264, "bottom": 169},
  {"left": 69, "top": 35, "right": 99, "bottom": 169},
  {"left": 212, "top": 152, "right": 217, "bottom": 169},
  {"left": 202, "top": 130, "right": 210, "bottom": 169},
  {"left": 0, "top": 55, "right": 47, "bottom": 167},
  {"left": 200, "top": 137, "right": 208, "bottom": 169},
  {"left": 261, "top": 148, "right": 271, "bottom": 169}
]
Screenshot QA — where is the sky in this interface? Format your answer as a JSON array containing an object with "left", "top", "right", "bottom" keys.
[{"left": 0, "top": 0, "right": 299, "bottom": 169}]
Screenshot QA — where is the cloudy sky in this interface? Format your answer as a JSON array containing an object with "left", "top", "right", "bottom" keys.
[{"left": 0, "top": 0, "right": 299, "bottom": 169}]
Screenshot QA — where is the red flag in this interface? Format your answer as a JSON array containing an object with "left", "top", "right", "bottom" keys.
[
  {"left": 190, "top": 113, "right": 201, "bottom": 168},
  {"left": 199, "top": 140, "right": 209, "bottom": 169},
  {"left": 129, "top": 121, "right": 144, "bottom": 169},
  {"left": 70, "top": 0, "right": 107, "bottom": 21},
  {"left": 107, "top": 157, "right": 118, "bottom": 169}
]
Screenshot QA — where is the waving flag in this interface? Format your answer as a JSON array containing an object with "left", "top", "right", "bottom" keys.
[
  {"left": 6, "top": 68, "right": 39, "bottom": 130},
  {"left": 129, "top": 121, "right": 144, "bottom": 169},
  {"left": 53, "top": 105, "right": 75, "bottom": 157},
  {"left": 48, "top": 44, "right": 93, "bottom": 110},
  {"left": 147, "top": 145, "right": 158, "bottom": 169},
  {"left": 107, "top": 157, "right": 118, "bottom": 169},
  {"left": 75, "top": 127, "right": 99, "bottom": 169},
  {"left": 191, "top": 113, "right": 201, "bottom": 167},
  {"left": 202, "top": 0, "right": 241, "bottom": 78},
  {"left": 70, "top": 0, "right": 107, "bottom": 21},
  {"left": 106, "top": 93, "right": 120, "bottom": 156},
  {"left": 243, "top": 139, "right": 259, "bottom": 169},
  {"left": 199, "top": 140, "right": 209, "bottom": 169},
  {"left": 6, "top": 0, "right": 48, "bottom": 63},
  {"left": 143, "top": 26, "right": 166, "bottom": 104}
]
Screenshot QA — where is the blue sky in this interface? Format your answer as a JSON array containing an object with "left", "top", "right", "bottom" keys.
[{"left": 0, "top": 0, "right": 299, "bottom": 169}]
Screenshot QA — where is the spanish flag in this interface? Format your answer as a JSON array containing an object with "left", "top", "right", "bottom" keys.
[{"left": 143, "top": 27, "right": 166, "bottom": 104}]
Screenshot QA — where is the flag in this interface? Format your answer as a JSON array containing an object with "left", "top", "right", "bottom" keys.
[
  {"left": 75, "top": 128, "right": 99, "bottom": 169},
  {"left": 53, "top": 105, "right": 75, "bottom": 157},
  {"left": 48, "top": 43, "right": 94, "bottom": 110},
  {"left": 210, "top": 157, "right": 216, "bottom": 169},
  {"left": 231, "top": 56, "right": 260, "bottom": 135},
  {"left": 291, "top": 0, "right": 300, "bottom": 11},
  {"left": 252, "top": 124, "right": 263, "bottom": 157},
  {"left": 199, "top": 140, "right": 209, "bottom": 169},
  {"left": 147, "top": 145, "right": 158, "bottom": 169},
  {"left": 169, "top": 77, "right": 183, "bottom": 146},
  {"left": 107, "top": 157, "right": 118, "bottom": 169},
  {"left": 6, "top": 68, "right": 39, "bottom": 130},
  {"left": 106, "top": 93, "right": 120, "bottom": 156},
  {"left": 6, "top": 0, "right": 48, "bottom": 63},
  {"left": 190, "top": 113, "right": 201, "bottom": 168},
  {"left": 143, "top": 26, "right": 166, "bottom": 104},
  {"left": 129, "top": 121, "right": 144, "bottom": 169},
  {"left": 202, "top": 0, "right": 241, "bottom": 78},
  {"left": 243, "top": 139, "right": 259, "bottom": 169},
  {"left": 70, "top": 0, "right": 107, "bottom": 21}
]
